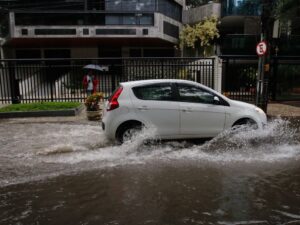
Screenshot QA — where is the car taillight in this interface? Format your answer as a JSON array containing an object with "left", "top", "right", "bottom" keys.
[{"left": 107, "top": 87, "right": 123, "bottom": 111}]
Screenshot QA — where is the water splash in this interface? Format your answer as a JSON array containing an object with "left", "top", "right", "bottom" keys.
[
  {"left": 39, "top": 118, "right": 300, "bottom": 166},
  {"left": 0, "top": 118, "right": 299, "bottom": 186}
]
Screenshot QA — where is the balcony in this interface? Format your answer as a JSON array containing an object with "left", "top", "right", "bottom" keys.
[
  {"left": 221, "top": 34, "right": 259, "bottom": 55},
  {"left": 221, "top": 0, "right": 262, "bottom": 17},
  {"left": 8, "top": 11, "right": 182, "bottom": 44},
  {"left": 14, "top": 12, "right": 154, "bottom": 26},
  {"left": 183, "top": 3, "right": 221, "bottom": 24}
]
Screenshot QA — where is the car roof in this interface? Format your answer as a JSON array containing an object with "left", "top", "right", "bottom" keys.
[{"left": 120, "top": 79, "right": 199, "bottom": 87}]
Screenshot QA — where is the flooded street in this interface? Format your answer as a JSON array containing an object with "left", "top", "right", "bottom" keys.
[{"left": 0, "top": 119, "right": 300, "bottom": 225}]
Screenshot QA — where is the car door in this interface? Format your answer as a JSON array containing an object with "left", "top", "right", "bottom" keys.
[
  {"left": 177, "top": 83, "right": 226, "bottom": 137},
  {"left": 131, "top": 83, "right": 180, "bottom": 137}
]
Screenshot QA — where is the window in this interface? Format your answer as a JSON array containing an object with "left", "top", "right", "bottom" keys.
[
  {"left": 34, "top": 29, "right": 76, "bottom": 35},
  {"left": 133, "top": 84, "right": 173, "bottom": 101},
  {"left": 96, "top": 29, "right": 136, "bottom": 35},
  {"left": 105, "top": 0, "right": 155, "bottom": 12},
  {"left": 178, "top": 84, "right": 215, "bottom": 104},
  {"left": 139, "top": 15, "right": 153, "bottom": 25},
  {"left": 105, "top": 15, "right": 122, "bottom": 25},
  {"left": 123, "top": 15, "right": 137, "bottom": 25},
  {"left": 163, "top": 21, "right": 179, "bottom": 38},
  {"left": 158, "top": 0, "right": 182, "bottom": 21}
]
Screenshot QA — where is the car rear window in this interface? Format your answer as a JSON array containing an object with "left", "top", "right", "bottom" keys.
[{"left": 132, "top": 84, "right": 173, "bottom": 101}]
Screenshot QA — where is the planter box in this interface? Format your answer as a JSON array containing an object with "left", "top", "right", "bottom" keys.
[{"left": 0, "top": 105, "right": 84, "bottom": 119}]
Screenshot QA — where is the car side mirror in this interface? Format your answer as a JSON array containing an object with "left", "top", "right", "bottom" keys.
[{"left": 213, "top": 96, "right": 220, "bottom": 105}]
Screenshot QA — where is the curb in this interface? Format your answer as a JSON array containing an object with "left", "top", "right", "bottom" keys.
[{"left": 0, "top": 105, "right": 84, "bottom": 119}]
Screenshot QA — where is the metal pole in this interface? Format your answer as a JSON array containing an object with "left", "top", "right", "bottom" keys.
[{"left": 256, "top": 34, "right": 265, "bottom": 107}]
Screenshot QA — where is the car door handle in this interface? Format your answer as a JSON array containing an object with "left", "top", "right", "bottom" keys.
[
  {"left": 182, "top": 108, "right": 192, "bottom": 112},
  {"left": 138, "top": 106, "right": 149, "bottom": 110}
]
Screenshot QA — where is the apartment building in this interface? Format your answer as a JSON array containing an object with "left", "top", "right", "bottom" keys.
[
  {"left": 0, "top": 0, "right": 183, "bottom": 59},
  {"left": 183, "top": 0, "right": 299, "bottom": 101}
]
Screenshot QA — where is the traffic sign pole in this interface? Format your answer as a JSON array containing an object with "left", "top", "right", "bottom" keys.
[{"left": 256, "top": 39, "right": 267, "bottom": 107}]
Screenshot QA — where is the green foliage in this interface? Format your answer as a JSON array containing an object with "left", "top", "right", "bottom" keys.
[
  {"left": 85, "top": 92, "right": 104, "bottom": 111},
  {"left": 274, "top": 0, "right": 299, "bottom": 20},
  {"left": 179, "top": 16, "right": 220, "bottom": 55},
  {"left": 0, "top": 102, "right": 81, "bottom": 112}
]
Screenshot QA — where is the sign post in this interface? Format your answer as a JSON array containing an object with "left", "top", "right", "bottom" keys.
[{"left": 256, "top": 40, "right": 267, "bottom": 106}]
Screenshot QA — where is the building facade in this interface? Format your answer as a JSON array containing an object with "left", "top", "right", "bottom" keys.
[
  {"left": 0, "top": 0, "right": 299, "bottom": 101},
  {"left": 219, "top": 0, "right": 300, "bottom": 101},
  {"left": 0, "top": 0, "right": 184, "bottom": 59}
]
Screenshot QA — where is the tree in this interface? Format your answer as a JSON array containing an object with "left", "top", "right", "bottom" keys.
[
  {"left": 179, "top": 16, "right": 219, "bottom": 56},
  {"left": 274, "top": 0, "right": 299, "bottom": 20}
]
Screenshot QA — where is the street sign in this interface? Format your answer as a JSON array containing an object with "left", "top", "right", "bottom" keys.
[{"left": 256, "top": 41, "right": 267, "bottom": 56}]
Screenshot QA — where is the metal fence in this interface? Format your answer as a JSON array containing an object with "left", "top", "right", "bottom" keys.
[
  {"left": 222, "top": 56, "right": 258, "bottom": 103},
  {"left": 0, "top": 57, "right": 215, "bottom": 104}
]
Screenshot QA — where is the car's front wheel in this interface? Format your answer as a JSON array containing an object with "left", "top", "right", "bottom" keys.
[{"left": 232, "top": 118, "right": 258, "bottom": 130}]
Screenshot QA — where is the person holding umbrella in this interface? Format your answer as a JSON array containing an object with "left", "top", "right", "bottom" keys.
[{"left": 82, "top": 69, "right": 98, "bottom": 96}]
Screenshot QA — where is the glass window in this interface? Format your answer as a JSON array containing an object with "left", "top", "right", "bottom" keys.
[
  {"left": 106, "top": 0, "right": 122, "bottom": 10},
  {"left": 105, "top": 15, "right": 122, "bottom": 25},
  {"left": 178, "top": 84, "right": 215, "bottom": 104},
  {"left": 123, "top": 16, "right": 137, "bottom": 25},
  {"left": 106, "top": 0, "right": 156, "bottom": 12},
  {"left": 139, "top": 15, "right": 153, "bottom": 25},
  {"left": 137, "top": 0, "right": 155, "bottom": 11},
  {"left": 133, "top": 84, "right": 173, "bottom": 101},
  {"left": 158, "top": 0, "right": 182, "bottom": 21}
]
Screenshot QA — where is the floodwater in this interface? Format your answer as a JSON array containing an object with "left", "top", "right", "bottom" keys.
[{"left": 0, "top": 119, "right": 300, "bottom": 225}]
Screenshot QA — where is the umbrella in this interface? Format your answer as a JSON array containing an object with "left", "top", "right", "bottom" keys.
[{"left": 83, "top": 64, "right": 109, "bottom": 71}]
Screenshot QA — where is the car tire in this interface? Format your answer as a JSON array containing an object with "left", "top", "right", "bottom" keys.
[
  {"left": 232, "top": 118, "right": 258, "bottom": 130},
  {"left": 116, "top": 122, "right": 143, "bottom": 144}
]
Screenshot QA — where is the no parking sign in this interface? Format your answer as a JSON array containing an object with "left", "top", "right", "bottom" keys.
[{"left": 256, "top": 41, "right": 267, "bottom": 56}]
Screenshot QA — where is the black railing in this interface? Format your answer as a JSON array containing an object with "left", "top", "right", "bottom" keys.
[
  {"left": 222, "top": 56, "right": 258, "bottom": 103},
  {"left": 0, "top": 57, "right": 215, "bottom": 104}
]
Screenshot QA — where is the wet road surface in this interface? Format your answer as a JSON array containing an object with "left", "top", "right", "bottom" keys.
[{"left": 0, "top": 119, "right": 300, "bottom": 225}]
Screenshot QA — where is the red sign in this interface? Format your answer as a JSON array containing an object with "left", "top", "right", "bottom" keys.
[{"left": 256, "top": 41, "right": 267, "bottom": 56}]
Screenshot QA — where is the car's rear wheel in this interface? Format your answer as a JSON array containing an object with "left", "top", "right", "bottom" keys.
[{"left": 116, "top": 122, "right": 143, "bottom": 144}]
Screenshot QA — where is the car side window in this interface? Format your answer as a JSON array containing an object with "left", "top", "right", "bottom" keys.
[
  {"left": 178, "top": 84, "right": 215, "bottom": 104},
  {"left": 132, "top": 84, "right": 173, "bottom": 101}
]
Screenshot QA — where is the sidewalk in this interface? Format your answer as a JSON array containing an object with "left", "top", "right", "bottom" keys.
[
  {"left": 1, "top": 102, "right": 300, "bottom": 124},
  {"left": 267, "top": 101, "right": 300, "bottom": 118}
]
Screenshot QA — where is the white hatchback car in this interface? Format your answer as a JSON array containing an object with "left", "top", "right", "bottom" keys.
[{"left": 102, "top": 79, "right": 267, "bottom": 143}]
